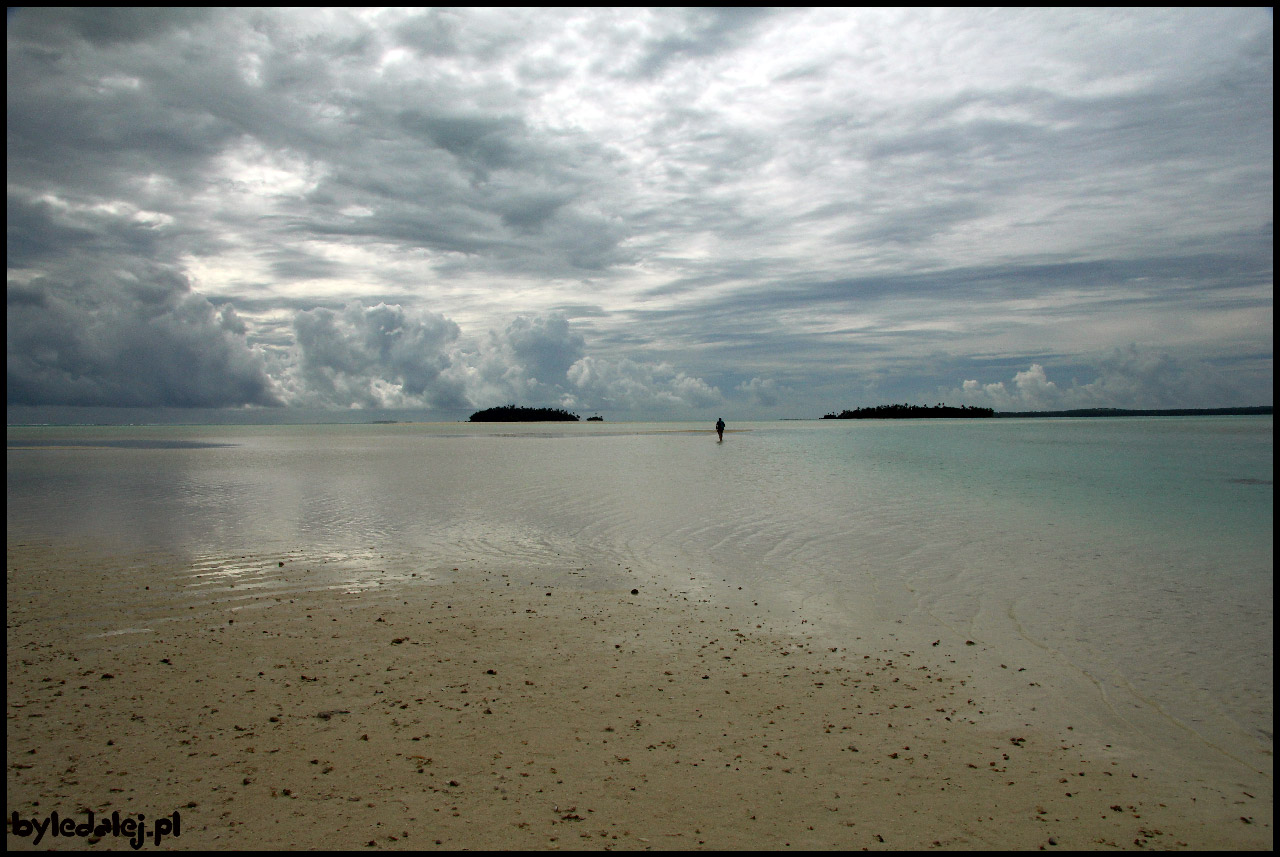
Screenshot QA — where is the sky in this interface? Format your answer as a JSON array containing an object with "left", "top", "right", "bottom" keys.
[{"left": 6, "top": 8, "right": 1273, "bottom": 422}]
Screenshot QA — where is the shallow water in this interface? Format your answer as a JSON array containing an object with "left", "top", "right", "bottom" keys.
[{"left": 8, "top": 416, "right": 1273, "bottom": 774}]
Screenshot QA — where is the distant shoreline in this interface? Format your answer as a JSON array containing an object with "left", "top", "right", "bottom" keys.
[
  {"left": 993, "top": 406, "right": 1272, "bottom": 418},
  {"left": 5, "top": 405, "right": 1272, "bottom": 428},
  {"left": 820, "top": 404, "right": 1272, "bottom": 420}
]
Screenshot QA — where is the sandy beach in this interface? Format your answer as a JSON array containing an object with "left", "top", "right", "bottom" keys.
[{"left": 6, "top": 540, "right": 1271, "bottom": 850}]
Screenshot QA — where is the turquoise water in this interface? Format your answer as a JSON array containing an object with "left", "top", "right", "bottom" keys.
[{"left": 7, "top": 417, "right": 1273, "bottom": 775}]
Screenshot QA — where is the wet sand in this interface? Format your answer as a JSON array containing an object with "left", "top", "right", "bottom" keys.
[{"left": 6, "top": 541, "right": 1271, "bottom": 850}]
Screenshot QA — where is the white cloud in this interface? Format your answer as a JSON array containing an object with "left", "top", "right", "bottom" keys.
[
  {"left": 951, "top": 346, "right": 1252, "bottom": 411},
  {"left": 737, "top": 376, "right": 783, "bottom": 407},
  {"left": 277, "top": 305, "right": 727, "bottom": 416},
  {"left": 567, "top": 355, "right": 723, "bottom": 413},
  {"left": 462, "top": 313, "right": 584, "bottom": 408},
  {"left": 286, "top": 303, "right": 466, "bottom": 409}
]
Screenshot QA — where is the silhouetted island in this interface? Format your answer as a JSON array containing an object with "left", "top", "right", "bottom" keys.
[
  {"left": 823, "top": 404, "right": 994, "bottom": 419},
  {"left": 469, "top": 405, "right": 580, "bottom": 422}
]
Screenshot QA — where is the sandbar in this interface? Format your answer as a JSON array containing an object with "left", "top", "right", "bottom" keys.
[{"left": 6, "top": 541, "right": 1271, "bottom": 850}]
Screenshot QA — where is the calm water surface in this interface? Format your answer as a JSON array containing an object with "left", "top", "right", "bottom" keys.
[{"left": 8, "top": 417, "right": 1273, "bottom": 774}]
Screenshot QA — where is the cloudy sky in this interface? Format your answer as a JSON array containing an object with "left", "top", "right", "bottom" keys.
[{"left": 7, "top": 8, "right": 1273, "bottom": 421}]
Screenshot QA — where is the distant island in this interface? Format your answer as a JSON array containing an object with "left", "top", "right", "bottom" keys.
[
  {"left": 821, "top": 404, "right": 1271, "bottom": 420},
  {"left": 993, "top": 406, "right": 1273, "bottom": 418},
  {"left": 469, "top": 405, "right": 580, "bottom": 422},
  {"left": 823, "top": 404, "right": 994, "bottom": 419}
]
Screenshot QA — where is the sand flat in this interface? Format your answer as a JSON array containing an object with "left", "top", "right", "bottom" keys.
[{"left": 7, "top": 541, "right": 1270, "bottom": 850}]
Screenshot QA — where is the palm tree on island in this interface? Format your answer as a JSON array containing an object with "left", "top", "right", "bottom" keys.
[{"left": 469, "top": 405, "right": 581, "bottom": 422}]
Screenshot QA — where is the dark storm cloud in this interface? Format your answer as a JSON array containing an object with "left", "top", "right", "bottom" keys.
[
  {"left": 7, "top": 262, "right": 280, "bottom": 408},
  {"left": 398, "top": 112, "right": 525, "bottom": 176},
  {"left": 8, "top": 23, "right": 257, "bottom": 200},
  {"left": 6, "top": 166, "right": 279, "bottom": 408},
  {"left": 7, "top": 195, "right": 168, "bottom": 267},
  {"left": 19, "top": 7, "right": 213, "bottom": 46}
]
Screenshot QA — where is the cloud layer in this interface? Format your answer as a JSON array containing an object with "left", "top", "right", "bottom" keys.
[
  {"left": 951, "top": 347, "right": 1255, "bottom": 411},
  {"left": 7, "top": 8, "right": 1273, "bottom": 417}
]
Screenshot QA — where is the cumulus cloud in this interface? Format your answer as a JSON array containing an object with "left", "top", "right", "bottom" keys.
[
  {"left": 462, "top": 313, "right": 585, "bottom": 408},
  {"left": 567, "top": 356, "right": 723, "bottom": 413},
  {"left": 275, "top": 306, "right": 722, "bottom": 416},
  {"left": 460, "top": 312, "right": 724, "bottom": 415},
  {"left": 502, "top": 314, "right": 585, "bottom": 385},
  {"left": 956, "top": 364, "right": 1063, "bottom": 411},
  {"left": 950, "top": 346, "right": 1252, "bottom": 411},
  {"left": 737, "top": 376, "right": 783, "bottom": 407},
  {"left": 285, "top": 303, "right": 466, "bottom": 409},
  {"left": 1074, "top": 346, "right": 1251, "bottom": 409}
]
